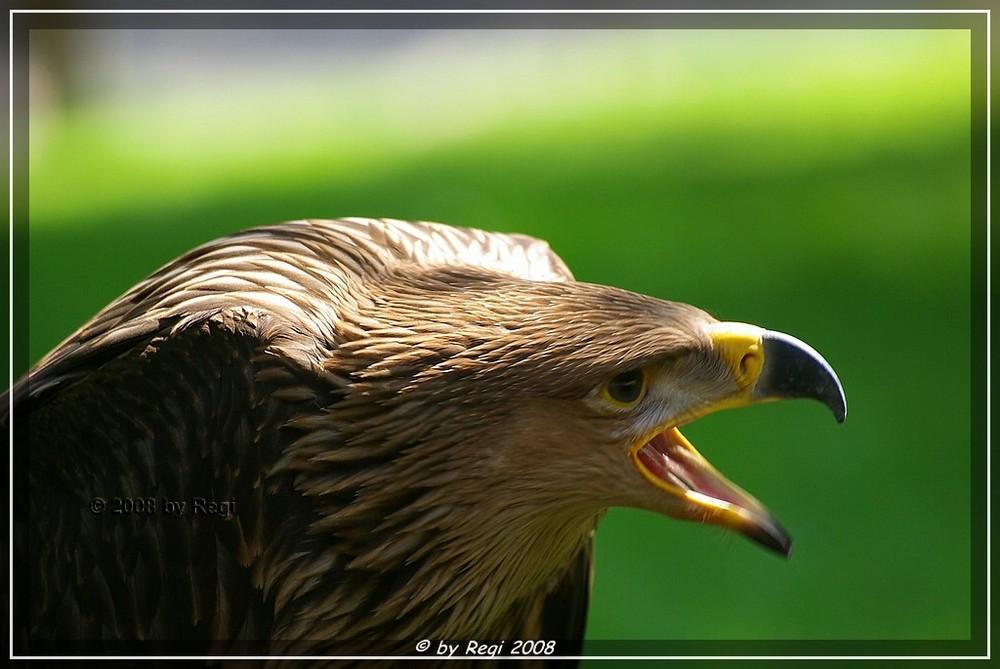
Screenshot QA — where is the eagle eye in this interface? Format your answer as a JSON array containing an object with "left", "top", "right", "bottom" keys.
[{"left": 603, "top": 368, "right": 647, "bottom": 406}]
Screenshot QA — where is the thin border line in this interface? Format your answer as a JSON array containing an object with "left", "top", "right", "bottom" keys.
[
  {"left": 6, "top": 8, "right": 996, "bottom": 14},
  {"left": 984, "top": 4, "right": 992, "bottom": 662},
  {"left": 8, "top": 6, "right": 990, "bottom": 663},
  {"left": 6, "top": 7, "right": 14, "bottom": 659}
]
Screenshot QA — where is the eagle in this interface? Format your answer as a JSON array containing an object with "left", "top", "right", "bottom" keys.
[{"left": 9, "top": 217, "right": 846, "bottom": 661}]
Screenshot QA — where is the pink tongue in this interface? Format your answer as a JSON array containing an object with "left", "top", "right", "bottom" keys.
[
  {"left": 637, "top": 428, "right": 742, "bottom": 505},
  {"left": 636, "top": 427, "right": 792, "bottom": 557}
]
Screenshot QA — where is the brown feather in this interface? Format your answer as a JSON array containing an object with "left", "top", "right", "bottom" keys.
[{"left": 10, "top": 217, "right": 719, "bottom": 662}]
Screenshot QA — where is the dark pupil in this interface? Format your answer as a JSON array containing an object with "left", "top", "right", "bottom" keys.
[{"left": 608, "top": 369, "right": 643, "bottom": 403}]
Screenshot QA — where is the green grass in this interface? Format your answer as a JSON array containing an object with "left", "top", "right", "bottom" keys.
[{"left": 20, "top": 27, "right": 974, "bottom": 648}]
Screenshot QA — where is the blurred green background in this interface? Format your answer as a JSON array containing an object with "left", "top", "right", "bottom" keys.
[{"left": 21, "top": 26, "right": 974, "bottom": 651}]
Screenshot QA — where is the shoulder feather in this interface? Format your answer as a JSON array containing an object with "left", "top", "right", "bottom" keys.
[{"left": 20, "top": 217, "right": 573, "bottom": 402}]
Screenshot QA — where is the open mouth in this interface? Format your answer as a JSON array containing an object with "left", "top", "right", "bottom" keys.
[
  {"left": 620, "top": 322, "right": 847, "bottom": 557},
  {"left": 631, "top": 426, "right": 792, "bottom": 557}
]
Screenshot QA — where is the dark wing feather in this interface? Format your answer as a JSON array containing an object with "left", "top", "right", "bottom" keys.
[{"left": 17, "top": 310, "right": 331, "bottom": 653}]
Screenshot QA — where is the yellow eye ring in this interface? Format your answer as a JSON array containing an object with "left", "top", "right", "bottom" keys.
[{"left": 601, "top": 368, "right": 648, "bottom": 407}]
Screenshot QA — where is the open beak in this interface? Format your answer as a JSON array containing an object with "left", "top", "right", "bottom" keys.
[{"left": 631, "top": 323, "right": 847, "bottom": 557}]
